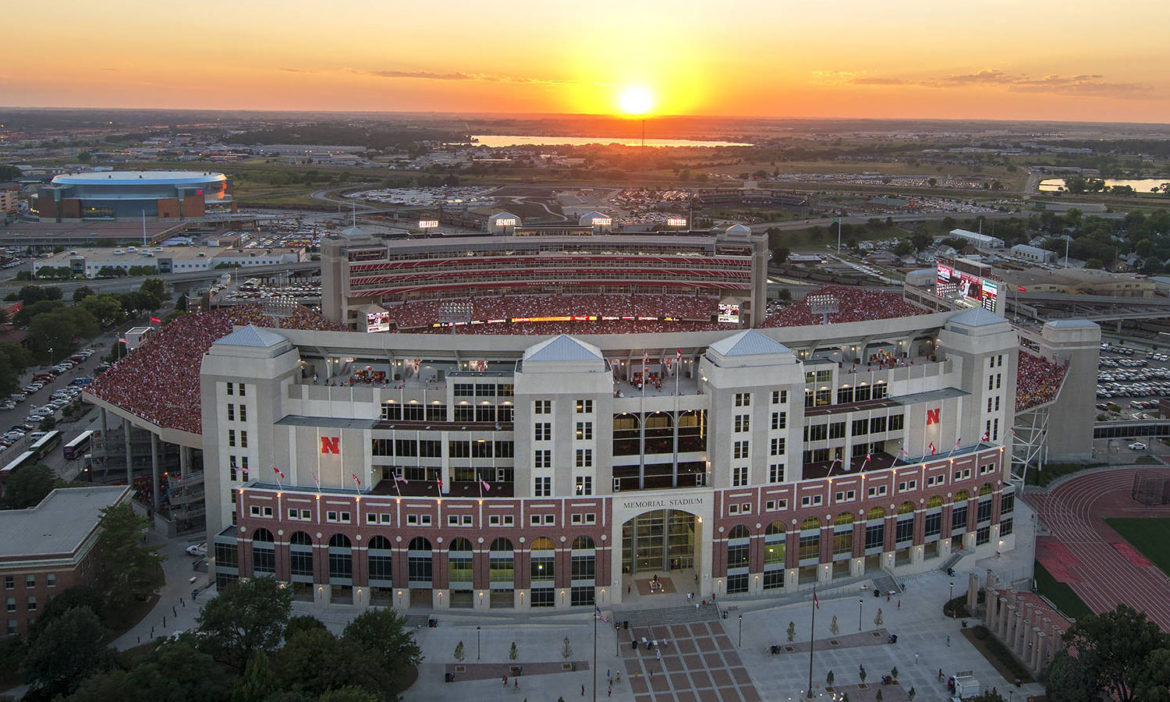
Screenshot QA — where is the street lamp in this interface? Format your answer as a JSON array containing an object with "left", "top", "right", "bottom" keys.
[
  {"left": 476, "top": 626, "right": 481, "bottom": 661},
  {"left": 949, "top": 582, "right": 955, "bottom": 618},
  {"left": 858, "top": 599, "right": 864, "bottom": 632},
  {"left": 738, "top": 614, "right": 743, "bottom": 647}
]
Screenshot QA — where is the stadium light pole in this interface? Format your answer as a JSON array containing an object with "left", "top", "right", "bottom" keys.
[
  {"left": 738, "top": 614, "right": 743, "bottom": 646},
  {"left": 859, "top": 598, "right": 864, "bottom": 632},
  {"left": 476, "top": 626, "right": 481, "bottom": 660}
]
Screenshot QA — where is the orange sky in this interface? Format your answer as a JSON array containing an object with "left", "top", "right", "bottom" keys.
[{"left": 3, "top": 1, "right": 1168, "bottom": 122}]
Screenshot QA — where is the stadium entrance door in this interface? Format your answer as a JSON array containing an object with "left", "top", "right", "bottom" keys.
[{"left": 621, "top": 509, "right": 696, "bottom": 576}]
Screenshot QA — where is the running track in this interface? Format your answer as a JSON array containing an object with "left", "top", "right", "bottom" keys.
[{"left": 1028, "top": 467, "right": 1170, "bottom": 631}]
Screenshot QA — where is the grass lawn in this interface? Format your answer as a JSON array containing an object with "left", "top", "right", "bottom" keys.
[
  {"left": 1024, "top": 462, "right": 1107, "bottom": 488},
  {"left": 963, "top": 626, "right": 1034, "bottom": 684},
  {"left": 1033, "top": 561, "right": 1093, "bottom": 620},
  {"left": 1104, "top": 518, "right": 1170, "bottom": 577}
]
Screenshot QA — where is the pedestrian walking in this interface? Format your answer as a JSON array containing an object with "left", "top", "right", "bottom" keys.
[
  {"left": 608, "top": 683, "right": 612, "bottom": 697},
  {"left": 914, "top": 652, "right": 920, "bottom": 664},
  {"left": 514, "top": 679, "right": 518, "bottom": 690},
  {"left": 946, "top": 635, "right": 951, "bottom": 647},
  {"left": 938, "top": 668, "right": 944, "bottom": 681},
  {"left": 502, "top": 675, "right": 508, "bottom": 687},
  {"left": 581, "top": 684, "right": 586, "bottom": 696},
  {"left": 897, "top": 599, "right": 901, "bottom": 609}
]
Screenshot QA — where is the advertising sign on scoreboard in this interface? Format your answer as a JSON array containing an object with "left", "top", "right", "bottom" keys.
[
  {"left": 718, "top": 303, "right": 740, "bottom": 323},
  {"left": 418, "top": 220, "right": 439, "bottom": 229},
  {"left": 366, "top": 311, "right": 391, "bottom": 333},
  {"left": 666, "top": 217, "right": 688, "bottom": 228}
]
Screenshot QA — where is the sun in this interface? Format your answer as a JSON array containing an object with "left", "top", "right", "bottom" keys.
[{"left": 617, "top": 85, "right": 654, "bottom": 116}]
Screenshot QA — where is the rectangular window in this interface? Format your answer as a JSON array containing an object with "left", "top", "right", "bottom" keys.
[
  {"left": 575, "top": 476, "right": 592, "bottom": 495},
  {"left": 240, "top": 405, "right": 246, "bottom": 422},
  {"left": 734, "top": 414, "right": 750, "bottom": 432},
  {"left": 732, "top": 466, "right": 748, "bottom": 487},
  {"left": 454, "top": 383, "right": 474, "bottom": 397},
  {"left": 534, "top": 400, "right": 551, "bottom": 414},
  {"left": 952, "top": 505, "right": 968, "bottom": 531},
  {"left": 1001, "top": 493, "right": 1014, "bottom": 514},
  {"left": 534, "top": 450, "right": 551, "bottom": 469},
  {"left": 895, "top": 518, "right": 914, "bottom": 543},
  {"left": 239, "top": 384, "right": 246, "bottom": 397},
  {"left": 816, "top": 369, "right": 833, "bottom": 382},
  {"left": 829, "top": 422, "right": 846, "bottom": 440},
  {"left": 734, "top": 392, "right": 751, "bottom": 407},
  {"left": 733, "top": 440, "right": 750, "bottom": 459},
  {"left": 771, "top": 412, "right": 787, "bottom": 430},
  {"left": 3, "top": 577, "right": 11, "bottom": 591},
  {"left": 889, "top": 414, "right": 904, "bottom": 431},
  {"left": 575, "top": 448, "right": 593, "bottom": 468},
  {"left": 768, "top": 463, "right": 785, "bottom": 483},
  {"left": 575, "top": 422, "right": 593, "bottom": 440},
  {"left": 770, "top": 437, "right": 786, "bottom": 456},
  {"left": 534, "top": 477, "right": 551, "bottom": 497},
  {"left": 772, "top": 390, "right": 788, "bottom": 404},
  {"left": 807, "top": 424, "right": 827, "bottom": 442},
  {"left": 1000, "top": 518, "right": 1013, "bottom": 536},
  {"left": 227, "top": 404, "right": 234, "bottom": 421},
  {"left": 852, "top": 418, "right": 869, "bottom": 436},
  {"left": 534, "top": 423, "right": 551, "bottom": 441},
  {"left": 924, "top": 512, "right": 942, "bottom": 537},
  {"left": 24, "top": 575, "right": 34, "bottom": 588},
  {"left": 836, "top": 387, "right": 854, "bottom": 405},
  {"left": 226, "top": 382, "right": 233, "bottom": 396},
  {"left": 576, "top": 399, "right": 593, "bottom": 414},
  {"left": 227, "top": 430, "right": 235, "bottom": 447},
  {"left": 240, "top": 431, "right": 248, "bottom": 448},
  {"left": 869, "top": 416, "right": 887, "bottom": 434}
]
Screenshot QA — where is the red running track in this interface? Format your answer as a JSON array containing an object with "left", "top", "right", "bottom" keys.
[{"left": 1028, "top": 467, "right": 1170, "bottom": 631}]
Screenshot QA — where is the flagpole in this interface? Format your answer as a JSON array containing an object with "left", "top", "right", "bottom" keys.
[
  {"left": 592, "top": 608, "right": 598, "bottom": 702},
  {"left": 806, "top": 586, "right": 816, "bottom": 699}
]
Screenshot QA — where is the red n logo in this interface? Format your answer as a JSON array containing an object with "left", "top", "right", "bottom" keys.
[
  {"left": 320, "top": 436, "right": 340, "bottom": 455},
  {"left": 926, "top": 408, "right": 941, "bottom": 425}
]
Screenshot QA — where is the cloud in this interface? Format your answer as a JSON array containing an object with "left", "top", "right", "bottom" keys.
[
  {"left": 281, "top": 66, "right": 567, "bottom": 85},
  {"left": 812, "top": 67, "right": 1154, "bottom": 98}
]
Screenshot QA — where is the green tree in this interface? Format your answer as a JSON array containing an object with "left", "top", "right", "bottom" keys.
[
  {"left": 1134, "top": 647, "right": 1170, "bottom": 702},
  {"left": 64, "top": 636, "right": 230, "bottom": 702},
  {"left": 92, "top": 503, "right": 164, "bottom": 614},
  {"left": 830, "top": 615, "right": 839, "bottom": 636},
  {"left": 893, "top": 240, "right": 915, "bottom": 257},
  {"left": 16, "top": 285, "right": 62, "bottom": 305},
  {"left": 509, "top": 642, "right": 518, "bottom": 660},
  {"left": 561, "top": 636, "right": 572, "bottom": 660},
  {"left": 1045, "top": 651, "right": 1098, "bottom": 702},
  {"left": 826, "top": 670, "right": 835, "bottom": 688},
  {"left": 20, "top": 606, "right": 113, "bottom": 697},
  {"left": 230, "top": 650, "right": 279, "bottom": 702},
  {"left": 319, "top": 687, "right": 379, "bottom": 702},
  {"left": 197, "top": 577, "right": 292, "bottom": 669},
  {"left": 874, "top": 608, "right": 883, "bottom": 626},
  {"left": 12, "top": 299, "right": 66, "bottom": 328},
  {"left": 342, "top": 608, "right": 422, "bottom": 697},
  {"left": 455, "top": 640, "right": 465, "bottom": 663},
  {"left": 0, "top": 463, "right": 54, "bottom": 509},
  {"left": 787, "top": 622, "right": 796, "bottom": 642},
  {"left": 271, "top": 627, "right": 392, "bottom": 700},
  {"left": 80, "top": 294, "right": 127, "bottom": 328},
  {"left": 285, "top": 615, "right": 327, "bottom": 639},
  {"left": 1062, "top": 604, "right": 1167, "bottom": 702},
  {"left": 27, "top": 585, "right": 105, "bottom": 636},
  {"left": 72, "top": 286, "right": 96, "bottom": 303},
  {"left": 138, "top": 278, "right": 167, "bottom": 309}
]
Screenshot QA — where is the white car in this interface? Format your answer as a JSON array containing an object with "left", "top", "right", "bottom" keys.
[
  {"left": 185, "top": 542, "right": 208, "bottom": 557},
  {"left": 1129, "top": 442, "right": 1147, "bottom": 451}
]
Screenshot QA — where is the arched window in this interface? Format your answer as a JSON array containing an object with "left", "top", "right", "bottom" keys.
[
  {"left": 449, "top": 537, "right": 473, "bottom": 584},
  {"left": 953, "top": 490, "right": 969, "bottom": 502},
  {"left": 289, "top": 531, "right": 313, "bottom": 579},
  {"left": 897, "top": 501, "right": 915, "bottom": 515},
  {"left": 571, "top": 536, "right": 595, "bottom": 582},
  {"left": 251, "top": 528, "right": 275, "bottom": 575},
  {"left": 764, "top": 521, "right": 786, "bottom": 565},
  {"left": 926, "top": 495, "right": 944, "bottom": 509},
  {"left": 801, "top": 517, "right": 822, "bottom": 531},
  {"left": 978, "top": 483, "right": 994, "bottom": 496},
  {"left": 727, "top": 525, "right": 750, "bottom": 569},
  {"left": 867, "top": 507, "right": 886, "bottom": 521},
  {"left": 368, "top": 535, "right": 393, "bottom": 585},
  {"left": 328, "top": 534, "right": 352, "bottom": 580},
  {"left": 834, "top": 513, "right": 855, "bottom": 527},
  {"left": 408, "top": 537, "right": 432, "bottom": 584},
  {"left": 765, "top": 521, "right": 786, "bottom": 536},
  {"left": 490, "top": 538, "right": 513, "bottom": 584},
  {"left": 530, "top": 537, "right": 555, "bottom": 582},
  {"left": 728, "top": 525, "right": 751, "bottom": 540}
]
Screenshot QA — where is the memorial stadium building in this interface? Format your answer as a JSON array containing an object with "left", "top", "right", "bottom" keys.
[
  {"left": 33, "top": 171, "right": 234, "bottom": 221},
  {"left": 79, "top": 225, "right": 1092, "bottom": 612}
]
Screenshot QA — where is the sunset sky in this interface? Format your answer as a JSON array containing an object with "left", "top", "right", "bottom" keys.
[{"left": 4, "top": 0, "right": 1168, "bottom": 123}]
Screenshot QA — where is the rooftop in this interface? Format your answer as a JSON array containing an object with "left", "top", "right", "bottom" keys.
[
  {"left": 0, "top": 486, "right": 129, "bottom": 560},
  {"left": 52, "top": 170, "right": 227, "bottom": 186}
]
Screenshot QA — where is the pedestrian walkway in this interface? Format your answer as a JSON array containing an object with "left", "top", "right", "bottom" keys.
[
  {"left": 622, "top": 620, "right": 760, "bottom": 702},
  {"left": 443, "top": 660, "right": 589, "bottom": 682}
]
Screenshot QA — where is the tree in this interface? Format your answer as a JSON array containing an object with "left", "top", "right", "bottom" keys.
[
  {"left": 830, "top": 615, "right": 839, "bottom": 636},
  {"left": 893, "top": 240, "right": 915, "bottom": 257},
  {"left": 0, "top": 463, "right": 54, "bottom": 509},
  {"left": 787, "top": 622, "right": 796, "bottom": 642},
  {"left": 138, "top": 278, "right": 167, "bottom": 310},
  {"left": 20, "top": 606, "right": 113, "bottom": 697},
  {"left": 65, "top": 636, "right": 230, "bottom": 702},
  {"left": 875, "top": 690, "right": 883, "bottom": 702},
  {"left": 27, "top": 586, "right": 105, "bottom": 640},
  {"left": 908, "top": 687, "right": 916, "bottom": 700},
  {"left": 509, "top": 642, "right": 518, "bottom": 660},
  {"left": 1062, "top": 604, "right": 1166, "bottom": 702},
  {"left": 859, "top": 665, "right": 867, "bottom": 684},
  {"left": 874, "top": 607, "right": 883, "bottom": 626},
  {"left": 1045, "top": 651, "right": 1098, "bottom": 702},
  {"left": 285, "top": 615, "right": 327, "bottom": 639},
  {"left": 826, "top": 670, "right": 835, "bottom": 688},
  {"left": 92, "top": 503, "right": 164, "bottom": 613},
  {"left": 197, "top": 576, "right": 292, "bottom": 669},
  {"left": 17, "top": 285, "right": 63, "bottom": 305},
  {"left": 1134, "top": 647, "right": 1170, "bottom": 702},
  {"left": 455, "top": 640, "right": 465, "bottom": 663},
  {"left": 967, "top": 692, "right": 1006, "bottom": 702},
  {"left": 271, "top": 627, "right": 390, "bottom": 699},
  {"left": 772, "top": 246, "right": 790, "bottom": 265},
  {"left": 910, "top": 232, "right": 934, "bottom": 251},
  {"left": 891, "top": 666, "right": 899, "bottom": 680},
  {"left": 72, "top": 286, "right": 95, "bottom": 303},
  {"left": 230, "top": 650, "right": 279, "bottom": 702},
  {"left": 341, "top": 607, "right": 421, "bottom": 697},
  {"left": 561, "top": 636, "right": 573, "bottom": 660},
  {"left": 318, "top": 688, "right": 379, "bottom": 702}
]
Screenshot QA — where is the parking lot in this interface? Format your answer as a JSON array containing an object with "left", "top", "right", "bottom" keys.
[{"left": 1096, "top": 343, "right": 1170, "bottom": 420}]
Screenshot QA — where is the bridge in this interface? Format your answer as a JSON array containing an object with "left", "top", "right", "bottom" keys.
[{"left": 1094, "top": 420, "right": 1170, "bottom": 440}]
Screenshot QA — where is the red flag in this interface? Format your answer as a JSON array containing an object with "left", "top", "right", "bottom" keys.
[
  {"left": 955, "top": 437, "right": 962, "bottom": 449},
  {"left": 642, "top": 351, "right": 648, "bottom": 367},
  {"left": 351, "top": 473, "right": 361, "bottom": 488},
  {"left": 676, "top": 348, "right": 682, "bottom": 363},
  {"left": 865, "top": 451, "right": 872, "bottom": 462},
  {"left": 982, "top": 431, "right": 990, "bottom": 442},
  {"left": 118, "top": 337, "right": 127, "bottom": 344},
  {"left": 929, "top": 442, "right": 936, "bottom": 455},
  {"left": 150, "top": 316, "right": 161, "bottom": 324},
  {"left": 394, "top": 475, "right": 408, "bottom": 483},
  {"left": 813, "top": 589, "right": 820, "bottom": 609},
  {"left": 272, "top": 466, "right": 284, "bottom": 479}
]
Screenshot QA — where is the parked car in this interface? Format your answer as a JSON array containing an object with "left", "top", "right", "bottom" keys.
[
  {"left": 1129, "top": 442, "right": 1148, "bottom": 451},
  {"left": 185, "top": 543, "right": 208, "bottom": 557},
  {"left": 0, "top": 402, "right": 15, "bottom": 412}
]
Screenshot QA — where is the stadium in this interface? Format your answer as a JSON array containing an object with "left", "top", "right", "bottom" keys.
[
  {"left": 80, "top": 223, "right": 1094, "bottom": 612},
  {"left": 33, "top": 170, "right": 234, "bottom": 221}
]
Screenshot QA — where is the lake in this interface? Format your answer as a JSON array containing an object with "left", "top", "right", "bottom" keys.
[
  {"left": 465, "top": 135, "right": 753, "bottom": 148},
  {"left": 1039, "top": 177, "right": 1170, "bottom": 192}
]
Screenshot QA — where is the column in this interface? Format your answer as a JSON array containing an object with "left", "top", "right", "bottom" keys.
[
  {"left": 123, "top": 421, "right": 133, "bottom": 485},
  {"left": 966, "top": 571, "right": 978, "bottom": 613},
  {"left": 996, "top": 596, "right": 1010, "bottom": 638},
  {"left": 180, "top": 445, "right": 190, "bottom": 481},
  {"left": 1005, "top": 606, "right": 1018, "bottom": 649},
  {"left": 1032, "top": 630, "right": 1047, "bottom": 672},
  {"left": 150, "top": 433, "right": 160, "bottom": 514}
]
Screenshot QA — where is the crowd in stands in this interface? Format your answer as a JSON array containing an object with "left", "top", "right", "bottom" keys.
[
  {"left": 418, "top": 319, "right": 724, "bottom": 336},
  {"left": 1016, "top": 350, "right": 1068, "bottom": 411},
  {"left": 384, "top": 293, "right": 720, "bottom": 330},
  {"left": 760, "top": 286, "right": 927, "bottom": 328},
  {"left": 85, "top": 304, "right": 343, "bottom": 434}
]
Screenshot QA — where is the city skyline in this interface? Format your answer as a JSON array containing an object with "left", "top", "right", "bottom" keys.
[{"left": 3, "top": 0, "right": 1168, "bottom": 123}]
